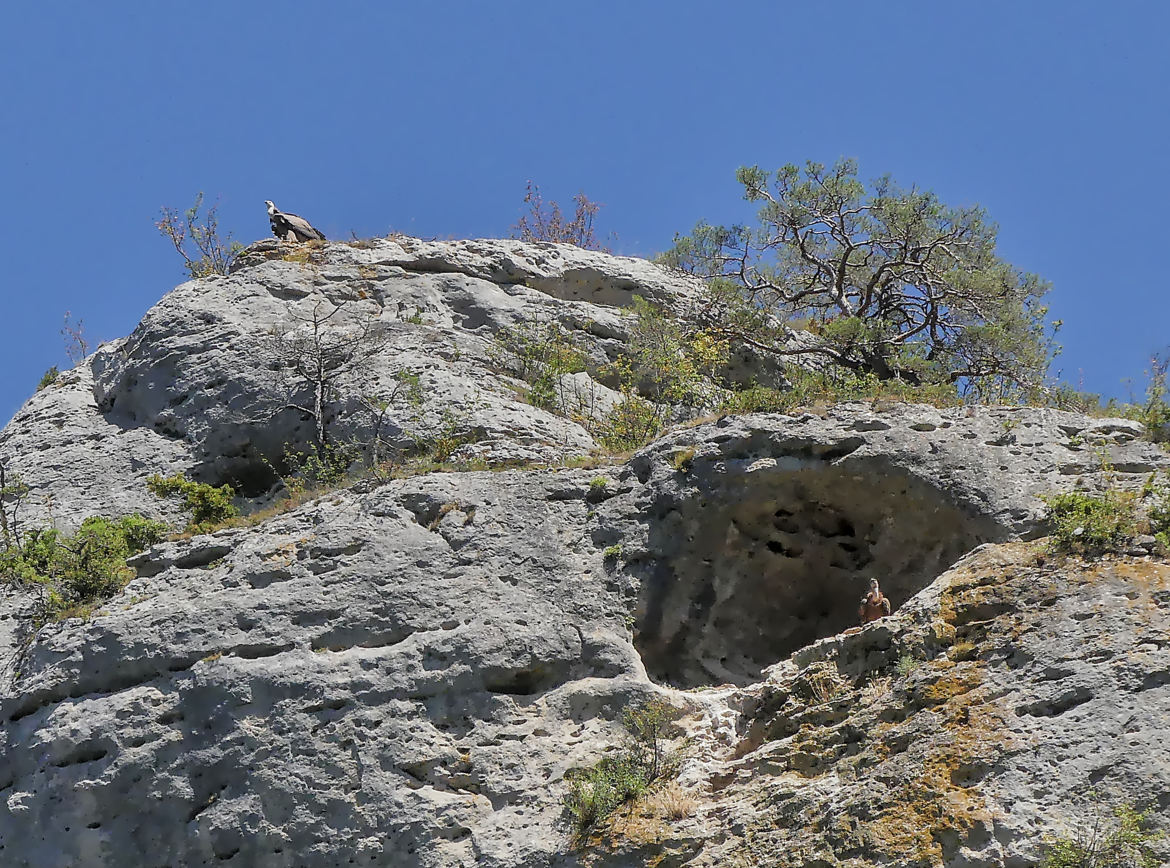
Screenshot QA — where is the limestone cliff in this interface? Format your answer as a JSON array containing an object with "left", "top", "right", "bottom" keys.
[{"left": 0, "top": 238, "right": 1166, "bottom": 867}]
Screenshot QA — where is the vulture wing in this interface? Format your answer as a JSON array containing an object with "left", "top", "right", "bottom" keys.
[
  {"left": 269, "top": 213, "right": 291, "bottom": 239},
  {"left": 281, "top": 212, "right": 326, "bottom": 241}
]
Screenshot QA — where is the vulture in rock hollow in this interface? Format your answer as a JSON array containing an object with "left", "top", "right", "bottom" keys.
[{"left": 265, "top": 200, "right": 326, "bottom": 242}]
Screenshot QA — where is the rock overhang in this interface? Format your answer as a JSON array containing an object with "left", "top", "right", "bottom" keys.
[{"left": 603, "top": 405, "right": 1170, "bottom": 689}]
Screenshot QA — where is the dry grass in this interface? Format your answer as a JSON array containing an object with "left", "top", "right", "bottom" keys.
[
  {"left": 806, "top": 666, "right": 846, "bottom": 704},
  {"left": 171, "top": 487, "right": 330, "bottom": 539},
  {"left": 170, "top": 449, "right": 626, "bottom": 542},
  {"left": 861, "top": 674, "right": 893, "bottom": 704},
  {"left": 653, "top": 782, "right": 698, "bottom": 821}
]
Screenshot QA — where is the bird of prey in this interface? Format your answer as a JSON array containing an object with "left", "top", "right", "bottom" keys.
[
  {"left": 858, "top": 577, "right": 892, "bottom": 624},
  {"left": 265, "top": 200, "right": 326, "bottom": 242}
]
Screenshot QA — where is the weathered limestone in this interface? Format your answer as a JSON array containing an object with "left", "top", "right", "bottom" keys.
[
  {"left": 601, "top": 405, "right": 1165, "bottom": 688},
  {"left": 0, "top": 237, "right": 704, "bottom": 532},
  {"left": 632, "top": 544, "right": 1170, "bottom": 868},
  {"left": 0, "top": 238, "right": 1167, "bottom": 867}
]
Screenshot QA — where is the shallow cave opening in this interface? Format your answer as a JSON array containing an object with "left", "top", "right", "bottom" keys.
[{"left": 632, "top": 461, "right": 1000, "bottom": 689}]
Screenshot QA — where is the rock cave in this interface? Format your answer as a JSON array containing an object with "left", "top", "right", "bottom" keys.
[{"left": 633, "top": 458, "right": 1003, "bottom": 688}]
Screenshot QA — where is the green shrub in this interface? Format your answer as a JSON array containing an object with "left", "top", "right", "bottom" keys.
[
  {"left": 0, "top": 513, "right": 167, "bottom": 622},
  {"left": 1041, "top": 801, "right": 1161, "bottom": 868},
  {"left": 589, "top": 476, "right": 609, "bottom": 492},
  {"left": 489, "top": 321, "right": 588, "bottom": 412},
  {"left": 36, "top": 367, "right": 59, "bottom": 392},
  {"left": 718, "top": 385, "right": 792, "bottom": 415},
  {"left": 154, "top": 192, "right": 244, "bottom": 278},
  {"left": 894, "top": 654, "right": 918, "bottom": 677},
  {"left": 596, "top": 396, "right": 663, "bottom": 453},
  {"left": 420, "top": 413, "right": 479, "bottom": 464},
  {"left": 1043, "top": 489, "right": 1140, "bottom": 555},
  {"left": 1120, "top": 354, "right": 1170, "bottom": 445},
  {"left": 1144, "top": 472, "right": 1170, "bottom": 548},
  {"left": 280, "top": 442, "right": 356, "bottom": 497},
  {"left": 146, "top": 473, "right": 237, "bottom": 530},
  {"left": 563, "top": 698, "right": 678, "bottom": 836},
  {"left": 114, "top": 513, "right": 170, "bottom": 553}
]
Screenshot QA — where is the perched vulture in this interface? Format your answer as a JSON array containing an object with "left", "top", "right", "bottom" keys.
[
  {"left": 265, "top": 200, "right": 326, "bottom": 242},
  {"left": 858, "top": 577, "right": 892, "bottom": 625}
]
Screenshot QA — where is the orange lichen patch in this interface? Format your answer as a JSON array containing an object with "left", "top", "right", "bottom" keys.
[
  {"left": 857, "top": 648, "right": 1012, "bottom": 865},
  {"left": 1110, "top": 559, "right": 1170, "bottom": 592},
  {"left": 922, "top": 664, "right": 982, "bottom": 707}
]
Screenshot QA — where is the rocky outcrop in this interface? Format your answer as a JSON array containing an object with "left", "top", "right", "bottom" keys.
[
  {"left": 0, "top": 237, "right": 706, "bottom": 531},
  {"left": 604, "top": 406, "right": 1165, "bottom": 689},
  {"left": 0, "top": 238, "right": 1167, "bottom": 867},
  {"left": 589, "top": 543, "right": 1170, "bottom": 867}
]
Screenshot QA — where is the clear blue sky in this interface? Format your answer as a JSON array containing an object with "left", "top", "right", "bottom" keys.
[{"left": 2, "top": 2, "right": 1167, "bottom": 424}]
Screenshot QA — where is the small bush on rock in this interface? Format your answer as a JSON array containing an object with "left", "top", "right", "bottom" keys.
[
  {"left": 36, "top": 367, "right": 59, "bottom": 392},
  {"left": 1044, "top": 489, "right": 1140, "bottom": 555},
  {"left": 155, "top": 192, "right": 244, "bottom": 278},
  {"left": 0, "top": 514, "right": 167, "bottom": 622},
  {"left": 511, "top": 181, "right": 609, "bottom": 251},
  {"left": 718, "top": 385, "right": 792, "bottom": 415},
  {"left": 147, "top": 473, "right": 238, "bottom": 531},
  {"left": 564, "top": 698, "right": 679, "bottom": 836},
  {"left": 489, "top": 321, "right": 588, "bottom": 413},
  {"left": 596, "top": 395, "right": 663, "bottom": 453},
  {"left": 1144, "top": 472, "right": 1170, "bottom": 549},
  {"left": 1120, "top": 353, "right": 1170, "bottom": 445},
  {"left": 280, "top": 442, "right": 356, "bottom": 497},
  {"left": 1041, "top": 800, "right": 1161, "bottom": 868}
]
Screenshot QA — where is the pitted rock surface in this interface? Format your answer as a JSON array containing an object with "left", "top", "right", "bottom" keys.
[
  {"left": 599, "top": 406, "right": 1166, "bottom": 687},
  {"left": 0, "top": 237, "right": 706, "bottom": 531},
  {"left": 628, "top": 544, "right": 1170, "bottom": 868},
  {"left": 0, "top": 238, "right": 1167, "bottom": 867}
]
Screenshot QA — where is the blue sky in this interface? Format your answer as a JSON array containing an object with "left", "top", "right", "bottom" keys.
[{"left": 1, "top": 2, "right": 1166, "bottom": 423}]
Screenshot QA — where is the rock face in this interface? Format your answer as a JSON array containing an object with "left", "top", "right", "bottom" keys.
[
  {"left": 599, "top": 543, "right": 1170, "bottom": 868},
  {"left": 0, "top": 238, "right": 1168, "bottom": 868},
  {"left": 609, "top": 406, "right": 1164, "bottom": 690},
  {"left": 0, "top": 237, "right": 705, "bottom": 531}
]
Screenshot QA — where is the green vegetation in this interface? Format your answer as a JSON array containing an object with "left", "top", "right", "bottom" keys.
[
  {"left": 278, "top": 442, "right": 355, "bottom": 497},
  {"left": 1120, "top": 354, "right": 1170, "bottom": 445},
  {"left": 1044, "top": 489, "right": 1141, "bottom": 556},
  {"left": 589, "top": 476, "right": 609, "bottom": 492},
  {"left": 489, "top": 285, "right": 978, "bottom": 456},
  {"left": 1144, "top": 472, "right": 1170, "bottom": 549},
  {"left": 36, "top": 366, "right": 59, "bottom": 392},
  {"left": 0, "top": 514, "right": 167, "bottom": 623},
  {"left": 155, "top": 192, "right": 244, "bottom": 278},
  {"left": 894, "top": 654, "right": 918, "bottom": 678},
  {"left": 489, "top": 321, "right": 588, "bottom": 412},
  {"left": 662, "top": 158, "right": 1056, "bottom": 401},
  {"left": 1041, "top": 800, "right": 1161, "bottom": 868},
  {"left": 146, "top": 473, "right": 238, "bottom": 532},
  {"left": 602, "top": 543, "right": 624, "bottom": 562},
  {"left": 594, "top": 395, "right": 662, "bottom": 453},
  {"left": 671, "top": 447, "right": 696, "bottom": 472},
  {"left": 563, "top": 698, "right": 679, "bottom": 836},
  {"left": 594, "top": 297, "right": 729, "bottom": 451}
]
